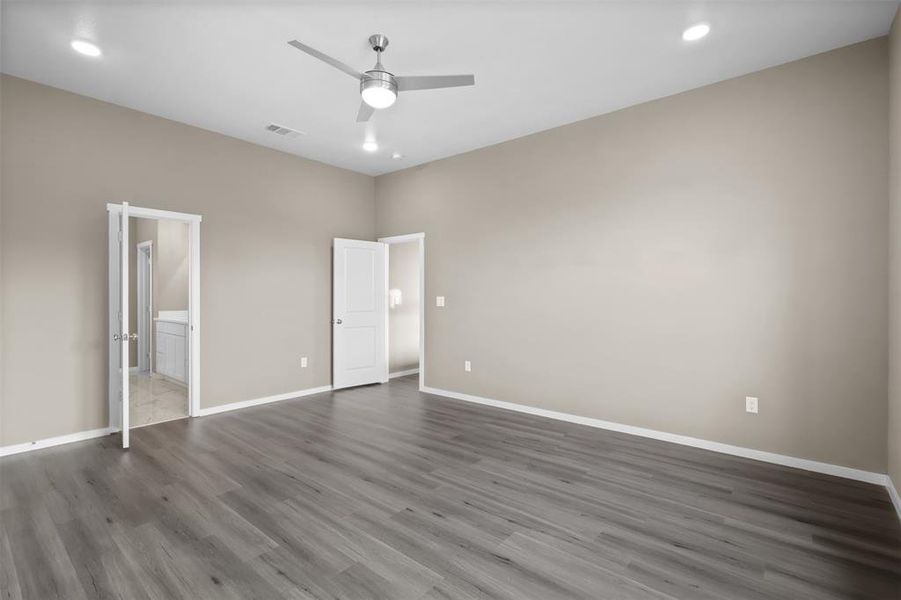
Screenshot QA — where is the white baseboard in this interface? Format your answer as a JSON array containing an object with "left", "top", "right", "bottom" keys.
[
  {"left": 2, "top": 382, "right": 895, "bottom": 516},
  {"left": 887, "top": 477, "right": 901, "bottom": 522},
  {"left": 0, "top": 427, "right": 112, "bottom": 458},
  {"left": 421, "top": 386, "right": 888, "bottom": 486},
  {"left": 0, "top": 385, "right": 333, "bottom": 457},
  {"left": 196, "top": 385, "right": 333, "bottom": 417},
  {"left": 389, "top": 368, "right": 420, "bottom": 379}
]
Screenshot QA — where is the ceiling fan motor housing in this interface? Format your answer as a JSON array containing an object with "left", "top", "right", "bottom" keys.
[
  {"left": 361, "top": 70, "right": 398, "bottom": 103},
  {"left": 368, "top": 34, "right": 389, "bottom": 52}
]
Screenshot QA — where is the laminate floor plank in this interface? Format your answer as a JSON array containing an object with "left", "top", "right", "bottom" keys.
[{"left": 1, "top": 375, "right": 899, "bottom": 599}]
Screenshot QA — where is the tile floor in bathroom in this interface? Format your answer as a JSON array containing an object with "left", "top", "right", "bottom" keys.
[{"left": 129, "top": 371, "right": 188, "bottom": 427}]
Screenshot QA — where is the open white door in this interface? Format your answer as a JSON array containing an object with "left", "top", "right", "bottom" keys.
[
  {"left": 333, "top": 238, "right": 388, "bottom": 390},
  {"left": 108, "top": 202, "right": 130, "bottom": 448}
]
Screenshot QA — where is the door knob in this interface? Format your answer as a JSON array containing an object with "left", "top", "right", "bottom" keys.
[
  {"left": 335, "top": 319, "right": 343, "bottom": 325},
  {"left": 113, "top": 333, "right": 121, "bottom": 341},
  {"left": 129, "top": 333, "right": 138, "bottom": 341}
]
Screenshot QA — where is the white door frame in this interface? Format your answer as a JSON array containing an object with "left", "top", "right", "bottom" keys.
[
  {"left": 378, "top": 233, "right": 425, "bottom": 391},
  {"left": 107, "top": 203, "right": 202, "bottom": 418},
  {"left": 136, "top": 241, "right": 153, "bottom": 373}
]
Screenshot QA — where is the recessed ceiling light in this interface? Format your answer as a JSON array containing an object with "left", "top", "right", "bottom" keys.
[
  {"left": 682, "top": 23, "right": 710, "bottom": 42},
  {"left": 362, "top": 140, "right": 379, "bottom": 152},
  {"left": 392, "top": 152, "right": 402, "bottom": 159},
  {"left": 71, "top": 40, "right": 102, "bottom": 57}
]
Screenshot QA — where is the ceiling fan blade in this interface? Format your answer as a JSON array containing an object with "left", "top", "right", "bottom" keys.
[
  {"left": 287, "top": 40, "right": 362, "bottom": 79},
  {"left": 356, "top": 102, "right": 375, "bottom": 122},
  {"left": 395, "top": 74, "right": 475, "bottom": 92}
]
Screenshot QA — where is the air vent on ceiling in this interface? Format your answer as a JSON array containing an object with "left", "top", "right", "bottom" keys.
[{"left": 265, "top": 123, "right": 305, "bottom": 138}]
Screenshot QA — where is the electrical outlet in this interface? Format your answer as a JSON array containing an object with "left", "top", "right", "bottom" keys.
[
  {"left": 300, "top": 356, "right": 308, "bottom": 368},
  {"left": 745, "top": 396, "right": 758, "bottom": 414},
  {"left": 464, "top": 360, "right": 471, "bottom": 372},
  {"left": 436, "top": 296, "right": 445, "bottom": 307}
]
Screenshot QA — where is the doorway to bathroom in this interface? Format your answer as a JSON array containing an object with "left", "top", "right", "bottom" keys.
[{"left": 108, "top": 203, "right": 202, "bottom": 448}]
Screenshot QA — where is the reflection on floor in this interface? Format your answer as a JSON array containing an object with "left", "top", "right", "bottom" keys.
[{"left": 129, "top": 371, "right": 187, "bottom": 427}]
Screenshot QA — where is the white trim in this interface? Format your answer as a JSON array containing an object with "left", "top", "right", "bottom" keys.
[
  {"left": 0, "top": 384, "right": 331, "bottom": 457},
  {"left": 107, "top": 203, "right": 202, "bottom": 223},
  {"left": 107, "top": 203, "right": 201, "bottom": 424},
  {"left": 379, "top": 232, "right": 424, "bottom": 244},
  {"left": 378, "top": 232, "right": 426, "bottom": 392},
  {"left": 120, "top": 202, "right": 130, "bottom": 448},
  {"left": 108, "top": 209, "right": 126, "bottom": 439},
  {"left": 189, "top": 219, "right": 201, "bottom": 417},
  {"left": 389, "top": 368, "right": 420, "bottom": 379},
  {"left": 196, "top": 385, "right": 333, "bottom": 417},
  {"left": 2, "top": 386, "right": 897, "bottom": 507},
  {"left": 888, "top": 477, "right": 901, "bottom": 522},
  {"left": 421, "top": 386, "right": 888, "bottom": 485},
  {"left": 0, "top": 428, "right": 112, "bottom": 458}
]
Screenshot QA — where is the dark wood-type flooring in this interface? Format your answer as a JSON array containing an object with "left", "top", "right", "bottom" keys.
[{"left": 1, "top": 375, "right": 900, "bottom": 599}]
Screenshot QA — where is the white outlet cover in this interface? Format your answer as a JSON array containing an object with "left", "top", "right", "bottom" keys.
[
  {"left": 301, "top": 356, "right": 308, "bottom": 368},
  {"left": 436, "top": 296, "right": 445, "bottom": 307},
  {"left": 745, "top": 396, "right": 758, "bottom": 414},
  {"left": 464, "top": 360, "right": 471, "bottom": 372}
]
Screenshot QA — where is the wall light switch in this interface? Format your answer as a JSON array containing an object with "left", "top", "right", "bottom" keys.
[
  {"left": 300, "top": 356, "right": 308, "bottom": 368},
  {"left": 436, "top": 296, "right": 445, "bottom": 307},
  {"left": 745, "top": 396, "right": 758, "bottom": 414},
  {"left": 464, "top": 360, "right": 471, "bottom": 372}
]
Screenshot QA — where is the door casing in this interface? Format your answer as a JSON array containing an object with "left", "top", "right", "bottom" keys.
[
  {"left": 378, "top": 233, "right": 426, "bottom": 391},
  {"left": 107, "top": 203, "right": 202, "bottom": 436}
]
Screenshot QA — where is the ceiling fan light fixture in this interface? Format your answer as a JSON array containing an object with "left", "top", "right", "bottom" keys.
[
  {"left": 287, "top": 34, "right": 474, "bottom": 122},
  {"left": 361, "top": 75, "right": 397, "bottom": 109}
]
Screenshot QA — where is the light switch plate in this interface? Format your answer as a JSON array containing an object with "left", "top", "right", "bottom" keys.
[
  {"left": 436, "top": 296, "right": 445, "bottom": 307},
  {"left": 464, "top": 360, "right": 471, "bottom": 372},
  {"left": 745, "top": 396, "right": 758, "bottom": 414}
]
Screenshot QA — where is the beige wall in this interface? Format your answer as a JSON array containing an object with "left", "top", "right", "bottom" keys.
[
  {"left": 1, "top": 36, "right": 894, "bottom": 474},
  {"left": 376, "top": 39, "right": 890, "bottom": 472},
  {"left": 155, "top": 219, "right": 189, "bottom": 312},
  {"left": 0, "top": 75, "right": 374, "bottom": 446},
  {"left": 388, "top": 241, "right": 420, "bottom": 373},
  {"left": 889, "top": 11, "right": 901, "bottom": 488}
]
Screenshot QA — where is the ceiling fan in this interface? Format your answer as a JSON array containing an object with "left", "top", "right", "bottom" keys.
[{"left": 288, "top": 34, "right": 475, "bottom": 122}]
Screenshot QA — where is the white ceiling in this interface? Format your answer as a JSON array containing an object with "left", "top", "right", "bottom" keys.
[{"left": 2, "top": 1, "right": 898, "bottom": 176}]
